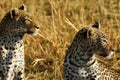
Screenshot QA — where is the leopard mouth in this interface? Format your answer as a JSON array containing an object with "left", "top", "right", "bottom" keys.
[
  {"left": 27, "top": 30, "right": 34, "bottom": 34},
  {"left": 32, "top": 28, "right": 39, "bottom": 36},
  {"left": 100, "top": 53, "right": 108, "bottom": 57},
  {"left": 27, "top": 26, "right": 39, "bottom": 35},
  {"left": 100, "top": 51, "right": 114, "bottom": 59}
]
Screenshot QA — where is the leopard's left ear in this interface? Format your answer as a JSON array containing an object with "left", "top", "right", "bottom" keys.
[
  {"left": 79, "top": 28, "right": 93, "bottom": 39},
  {"left": 9, "top": 8, "right": 17, "bottom": 19},
  {"left": 92, "top": 22, "right": 100, "bottom": 29},
  {"left": 19, "top": 4, "right": 26, "bottom": 11}
]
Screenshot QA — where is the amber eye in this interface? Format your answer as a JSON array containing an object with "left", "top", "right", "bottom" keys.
[
  {"left": 101, "top": 38, "right": 108, "bottom": 48},
  {"left": 24, "top": 16, "right": 32, "bottom": 24}
]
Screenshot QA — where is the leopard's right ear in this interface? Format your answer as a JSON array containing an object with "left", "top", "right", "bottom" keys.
[
  {"left": 19, "top": 4, "right": 26, "bottom": 11},
  {"left": 80, "top": 28, "right": 93, "bottom": 39},
  {"left": 10, "top": 9, "right": 17, "bottom": 19},
  {"left": 92, "top": 22, "right": 100, "bottom": 29}
]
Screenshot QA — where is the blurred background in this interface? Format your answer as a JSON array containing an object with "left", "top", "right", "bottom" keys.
[{"left": 0, "top": 0, "right": 120, "bottom": 80}]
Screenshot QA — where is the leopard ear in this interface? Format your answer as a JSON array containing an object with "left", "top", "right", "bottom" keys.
[
  {"left": 19, "top": 4, "right": 26, "bottom": 11},
  {"left": 10, "top": 8, "right": 17, "bottom": 19},
  {"left": 92, "top": 22, "right": 100, "bottom": 29},
  {"left": 86, "top": 29, "right": 93, "bottom": 38},
  {"left": 11, "top": 9, "right": 16, "bottom": 17},
  {"left": 80, "top": 28, "right": 93, "bottom": 39}
]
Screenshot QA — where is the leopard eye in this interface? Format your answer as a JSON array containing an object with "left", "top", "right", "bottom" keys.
[
  {"left": 101, "top": 38, "right": 108, "bottom": 48},
  {"left": 102, "top": 39, "right": 107, "bottom": 43},
  {"left": 24, "top": 16, "right": 32, "bottom": 24}
]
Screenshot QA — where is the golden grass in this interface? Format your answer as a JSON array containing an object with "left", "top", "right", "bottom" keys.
[{"left": 0, "top": 0, "right": 120, "bottom": 80}]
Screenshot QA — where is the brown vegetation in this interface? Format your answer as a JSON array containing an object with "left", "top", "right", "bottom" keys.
[{"left": 0, "top": 0, "right": 120, "bottom": 80}]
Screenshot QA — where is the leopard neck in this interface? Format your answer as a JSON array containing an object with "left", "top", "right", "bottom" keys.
[{"left": 69, "top": 52, "right": 96, "bottom": 67}]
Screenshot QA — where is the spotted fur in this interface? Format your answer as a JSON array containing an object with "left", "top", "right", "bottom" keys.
[
  {"left": 63, "top": 22, "right": 120, "bottom": 80},
  {"left": 0, "top": 4, "right": 39, "bottom": 80}
]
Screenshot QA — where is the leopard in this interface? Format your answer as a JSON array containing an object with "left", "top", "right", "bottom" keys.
[
  {"left": 63, "top": 22, "right": 120, "bottom": 80},
  {"left": 0, "top": 4, "right": 39, "bottom": 80}
]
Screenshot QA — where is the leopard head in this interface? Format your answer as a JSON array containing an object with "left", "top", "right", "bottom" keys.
[
  {"left": 1, "top": 4, "right": 39, "bottom": 36},
  {"left": 78, "top": 22, "right": 114, "bottom": 59}
]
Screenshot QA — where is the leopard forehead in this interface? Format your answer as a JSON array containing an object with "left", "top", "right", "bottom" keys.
[
  {"left": 10, "top": 8, "right": 33, "bottom": 21},
  {"left": 75, "top": 27, "right": 108, "bottom": 42}
]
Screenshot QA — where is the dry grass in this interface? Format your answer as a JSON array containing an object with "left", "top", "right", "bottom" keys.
[{"left": 0, "top": 0, "right": 120, "bottom": 80}]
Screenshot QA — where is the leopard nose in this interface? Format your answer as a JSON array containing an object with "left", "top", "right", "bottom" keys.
[
  {"left": 110, "top": 47, "right": 114, "bottom": 52},
  {"left": 111, "top": 49, "right": 114, "bottom": 52}
]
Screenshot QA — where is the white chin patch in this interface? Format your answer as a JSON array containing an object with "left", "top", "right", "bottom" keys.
[
  {"left": 106, "top": 51, "right": 114, "bottom": 59},
  {"left": 32, "top": 28, "right": 39, "bottom": 36}
]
